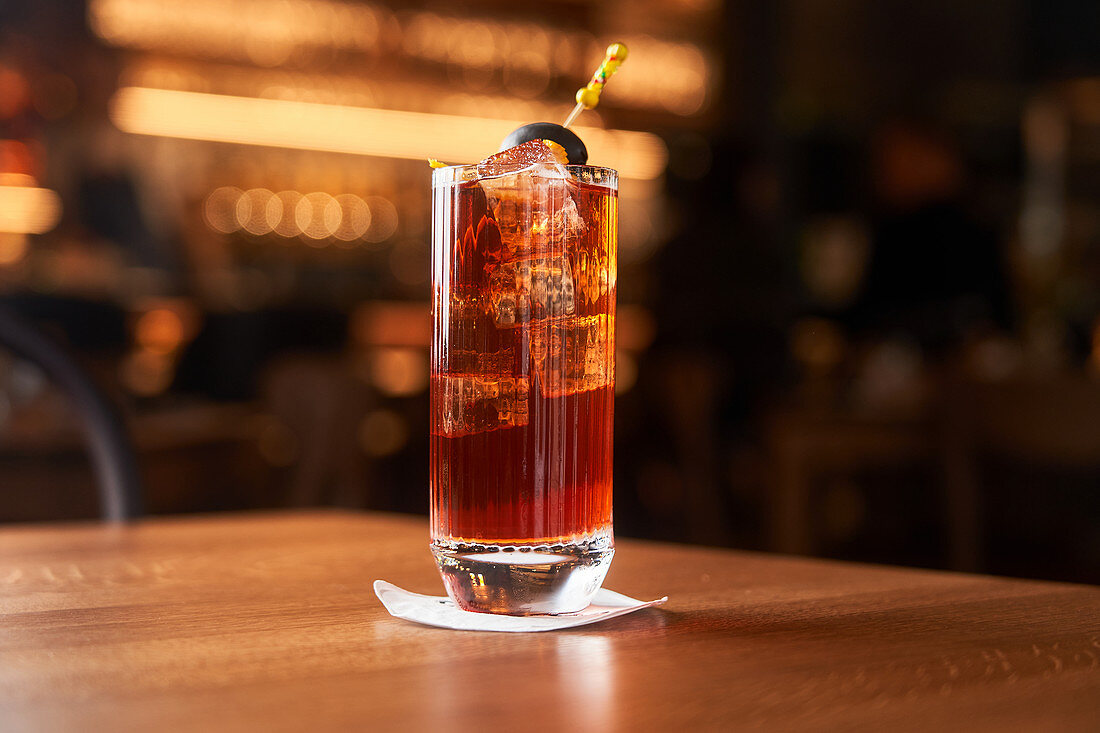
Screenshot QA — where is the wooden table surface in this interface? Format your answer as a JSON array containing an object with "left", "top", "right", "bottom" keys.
[{"left": 1, "top": 511, "right": 1097, "bottom": 731}]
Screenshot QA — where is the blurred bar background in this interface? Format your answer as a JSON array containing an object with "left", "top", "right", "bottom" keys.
[{"left": 1, "top": 0, "right": 1098, "bottom": 582}]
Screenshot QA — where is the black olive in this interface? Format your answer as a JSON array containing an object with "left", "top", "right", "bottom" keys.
[{"left": 499, "top": 122, "right": 588, "bottom": 165}]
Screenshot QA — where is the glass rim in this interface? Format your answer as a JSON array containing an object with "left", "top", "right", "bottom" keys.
[{"left": 432, "top": 163, "right": 618, "bottom": 188}]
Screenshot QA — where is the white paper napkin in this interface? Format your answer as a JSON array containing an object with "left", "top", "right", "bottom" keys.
[{"left": 374, "top": 580, "right": 667, "bottom": 632}]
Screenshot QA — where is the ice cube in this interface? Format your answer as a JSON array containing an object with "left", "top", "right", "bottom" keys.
[
  {"left": 436, "top": 374, "right": 530, "bottom": 436},
  {"left": 529, "top": 314, "right": 613, "bottom": 398},
  {"left": 480, "top": 173, "right": 586, "bottom": 259},
  {"left": 442, "top": 291, "right": 517, "bottom": 373},
  {"left": 487, "top": 254, "right": 576, "bottom": 328},
  {"left": 476, "top": 141, "right": 585, "bottom": 262},
  {"left": 572, "top": 246, "right": 612, "bottom": 306}
]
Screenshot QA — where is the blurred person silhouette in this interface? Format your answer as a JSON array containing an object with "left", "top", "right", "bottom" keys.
[{"left": 851, "top": 119, "right": 1013, "bottom": 354}]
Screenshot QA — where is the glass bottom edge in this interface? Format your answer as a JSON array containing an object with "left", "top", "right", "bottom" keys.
[{"left": 431, "top": 535, "right": 614, "bottom": 616}]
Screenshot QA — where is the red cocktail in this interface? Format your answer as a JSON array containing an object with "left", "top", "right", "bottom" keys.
[{"left": 430, "top": 141, "right": 617, "bottom": 614}]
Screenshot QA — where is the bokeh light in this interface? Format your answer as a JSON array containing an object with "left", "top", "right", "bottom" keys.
[
  {"left": 92, "top": 0, "right": 711, "bottom": 119},
  {"left": 358, "top": 409, "right": 408, "bottom": 457},
  {"left": 134, "top": 309, "right": 185, "bottom": 355},
  {"left": 239, "top": 188, "right": 277, "bottom": 235},
  {"left": 204, "top": 186, "right": 243, "bottom": 233},
  {"left": 616, "top": 350, "right": 637, "bottom": 395},
  {"left": 367, "top": 347, "right": 428, "bottom": 397},
  {"left": 363, "top": 196, "right": 397, "bottom": 243},
  {"left": 295, "top": 192, "right": 341, "bottom": 241},
  {"left": 205, "top": 186, "right": 391, "bottom": 243},
  {"left": 332, "top": 193, "right": 371, "bottom": 242},
  {"left": 270, "top": 190, "right": 304, "bottom": 237},
  {"left": 0, "top": 184, "right": 62, "bottom": 235}
]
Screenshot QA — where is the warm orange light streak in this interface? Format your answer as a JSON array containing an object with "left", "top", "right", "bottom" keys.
[
  {"left": 91, "top": 0, "right": 710, "bottom": 115},
  {"left": 109, "top": 87, "right": 667, "bottom": 180},
  {"left": 0, "top": 185, "right": 62, "bottom": 234}
]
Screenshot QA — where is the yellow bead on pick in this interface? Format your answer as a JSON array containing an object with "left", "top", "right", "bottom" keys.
[
  {"left": 563, "top": 41, "right": 629, "bottom": 126},
  {"left": 576, "top": 86, "right": 601, "bottom": 109},
  {"left": 606, "top": 42, "right": 628, "bottom": 62}
]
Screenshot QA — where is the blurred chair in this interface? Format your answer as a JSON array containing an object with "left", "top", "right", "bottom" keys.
[
  {"left": 940, "top": 375, "right": 1100, "bottom": 572},
  {"left": 0, "top": 306, "right": 143, "bottom": 520}
]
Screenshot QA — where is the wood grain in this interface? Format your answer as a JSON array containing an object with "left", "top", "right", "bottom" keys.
[{"left": 1, "top": 511, "right": 1097, "bottom": 731}]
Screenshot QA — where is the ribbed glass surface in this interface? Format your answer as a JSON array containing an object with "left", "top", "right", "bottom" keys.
[{"left": 430, "top": 164, "right": 617, "bottom": 546}]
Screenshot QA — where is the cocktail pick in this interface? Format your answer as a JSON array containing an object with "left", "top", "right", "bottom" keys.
[
  {"left": 471, "top": 40, "right": 632, "bottom": 165},
  {"left": 562, "top": 42, "right": 629, "bottom": 129}
]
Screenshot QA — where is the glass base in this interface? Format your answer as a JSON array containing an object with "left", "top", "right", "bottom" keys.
[{"left": 432, "top": 535, "right": 614, "bottom": 615}]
